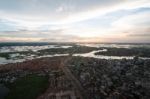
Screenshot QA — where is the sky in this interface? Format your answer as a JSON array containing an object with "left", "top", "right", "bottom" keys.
[{"left": 0, "top": 0, "right": 150, "bottom": 43}]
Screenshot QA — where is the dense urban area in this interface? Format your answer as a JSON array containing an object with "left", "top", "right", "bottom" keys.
[{"left": 0, "top": 43, "right": 150, "bottom": 99}]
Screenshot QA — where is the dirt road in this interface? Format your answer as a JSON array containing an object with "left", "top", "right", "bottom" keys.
[
  {"left": 37, "top": 56, "right": 87, "bottom": 99},
  {"left": 60, "top": 56, "right": 88, "bottom": 99}
]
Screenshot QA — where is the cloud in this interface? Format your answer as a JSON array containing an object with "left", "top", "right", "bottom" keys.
[
  {"left": 112, "top": 11, "right": 150, "bottom": 28},
  {"left": 0, "top": 29, "right": 65, "bottom": 38},
  {"left": 0, "top": 37, "right": 42, "bottom": 42},
  {"left": 111, "top": 11, "right": 150, "bottom": 36},
  {"left": 128, "top": 33, "right": 150, "bottom": 37},
  {"left": 0, "top": 0, "right": 149, "bottom": 28},
  {"left": 0, "top": 28, "right": 82, "bottom": 42},
  {"left": 0, "top": 0, "right": 150, "bottom": 42}
]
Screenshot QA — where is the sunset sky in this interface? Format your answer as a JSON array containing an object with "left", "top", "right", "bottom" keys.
[{"left": 0, "top": 0, "right": 150, "bottom": 43}]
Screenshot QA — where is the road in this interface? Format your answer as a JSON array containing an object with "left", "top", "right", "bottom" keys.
[
  {"left": 37, "top": 56, "right": 88, "bottom": 99},
  {"left": 60, "top": 56, "right": 88, "bottom": 99}
]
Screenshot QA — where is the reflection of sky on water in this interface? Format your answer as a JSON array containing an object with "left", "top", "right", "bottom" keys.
[
  {"left": 74, "top": 50, "right": 150, "bottom": 60},
  {"left": 0, "top": 44, "right": 150, "bottom": 65},
  {"left": 0, "top": 49, "right": 150, "bottom": 65},
  {"left": 74, "top": 50, "right": 133, "bottom": 59},
  {"left": 0, "top": 45, "right": 72, "bottom": 53},
  {"left": 78, "top": 44, "right": 150, "bottom": 48},
  {"left": 0, "top": 54, "right": 69, "bottom": 65}
]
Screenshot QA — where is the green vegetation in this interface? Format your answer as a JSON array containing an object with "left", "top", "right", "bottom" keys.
[
  {"left": 5, "top": 74, "right": 49, "bottom": 99},
  {"left": 0, "top": 42, "right": 74, "bottom": 47},
  {"left": 0, "top": 51, "right": 36, "bottom": 59},
  {"left": 0, "top": 45, "right": 98, "bottom": 59},
  {"left": 95, "top": 47, "right": 150, "bottom": 57},
  {"left": 38, "top": 46, "right": 98, "bottom": 55},
  {"left": 0, "top": 53, "right": 10, "bottom": 59}
]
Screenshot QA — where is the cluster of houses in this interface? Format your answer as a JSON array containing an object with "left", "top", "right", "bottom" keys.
[
  {"left": 0, "top": 55, "right": 150, "bottom": 99},
  {"left": 0, "top": 57, "right": 81, "bottom": 99},
  {"left": 68, "top": 56, "right": 150, "bottom": 99}
]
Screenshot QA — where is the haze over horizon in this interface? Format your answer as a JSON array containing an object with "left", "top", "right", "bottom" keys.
[{"left": 0, "top": 0, "right": 150, "bottom": 43}]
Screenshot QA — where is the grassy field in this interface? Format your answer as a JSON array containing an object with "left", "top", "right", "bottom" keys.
[
  {"left": 95, "top": 47, "right": 150, "bottom": 57},
  {"left": 38, "top": 46, "right": 98, "bottom": 55},
  {"left": 5, "top": 74, "right": 49, "bottom": 99}
]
